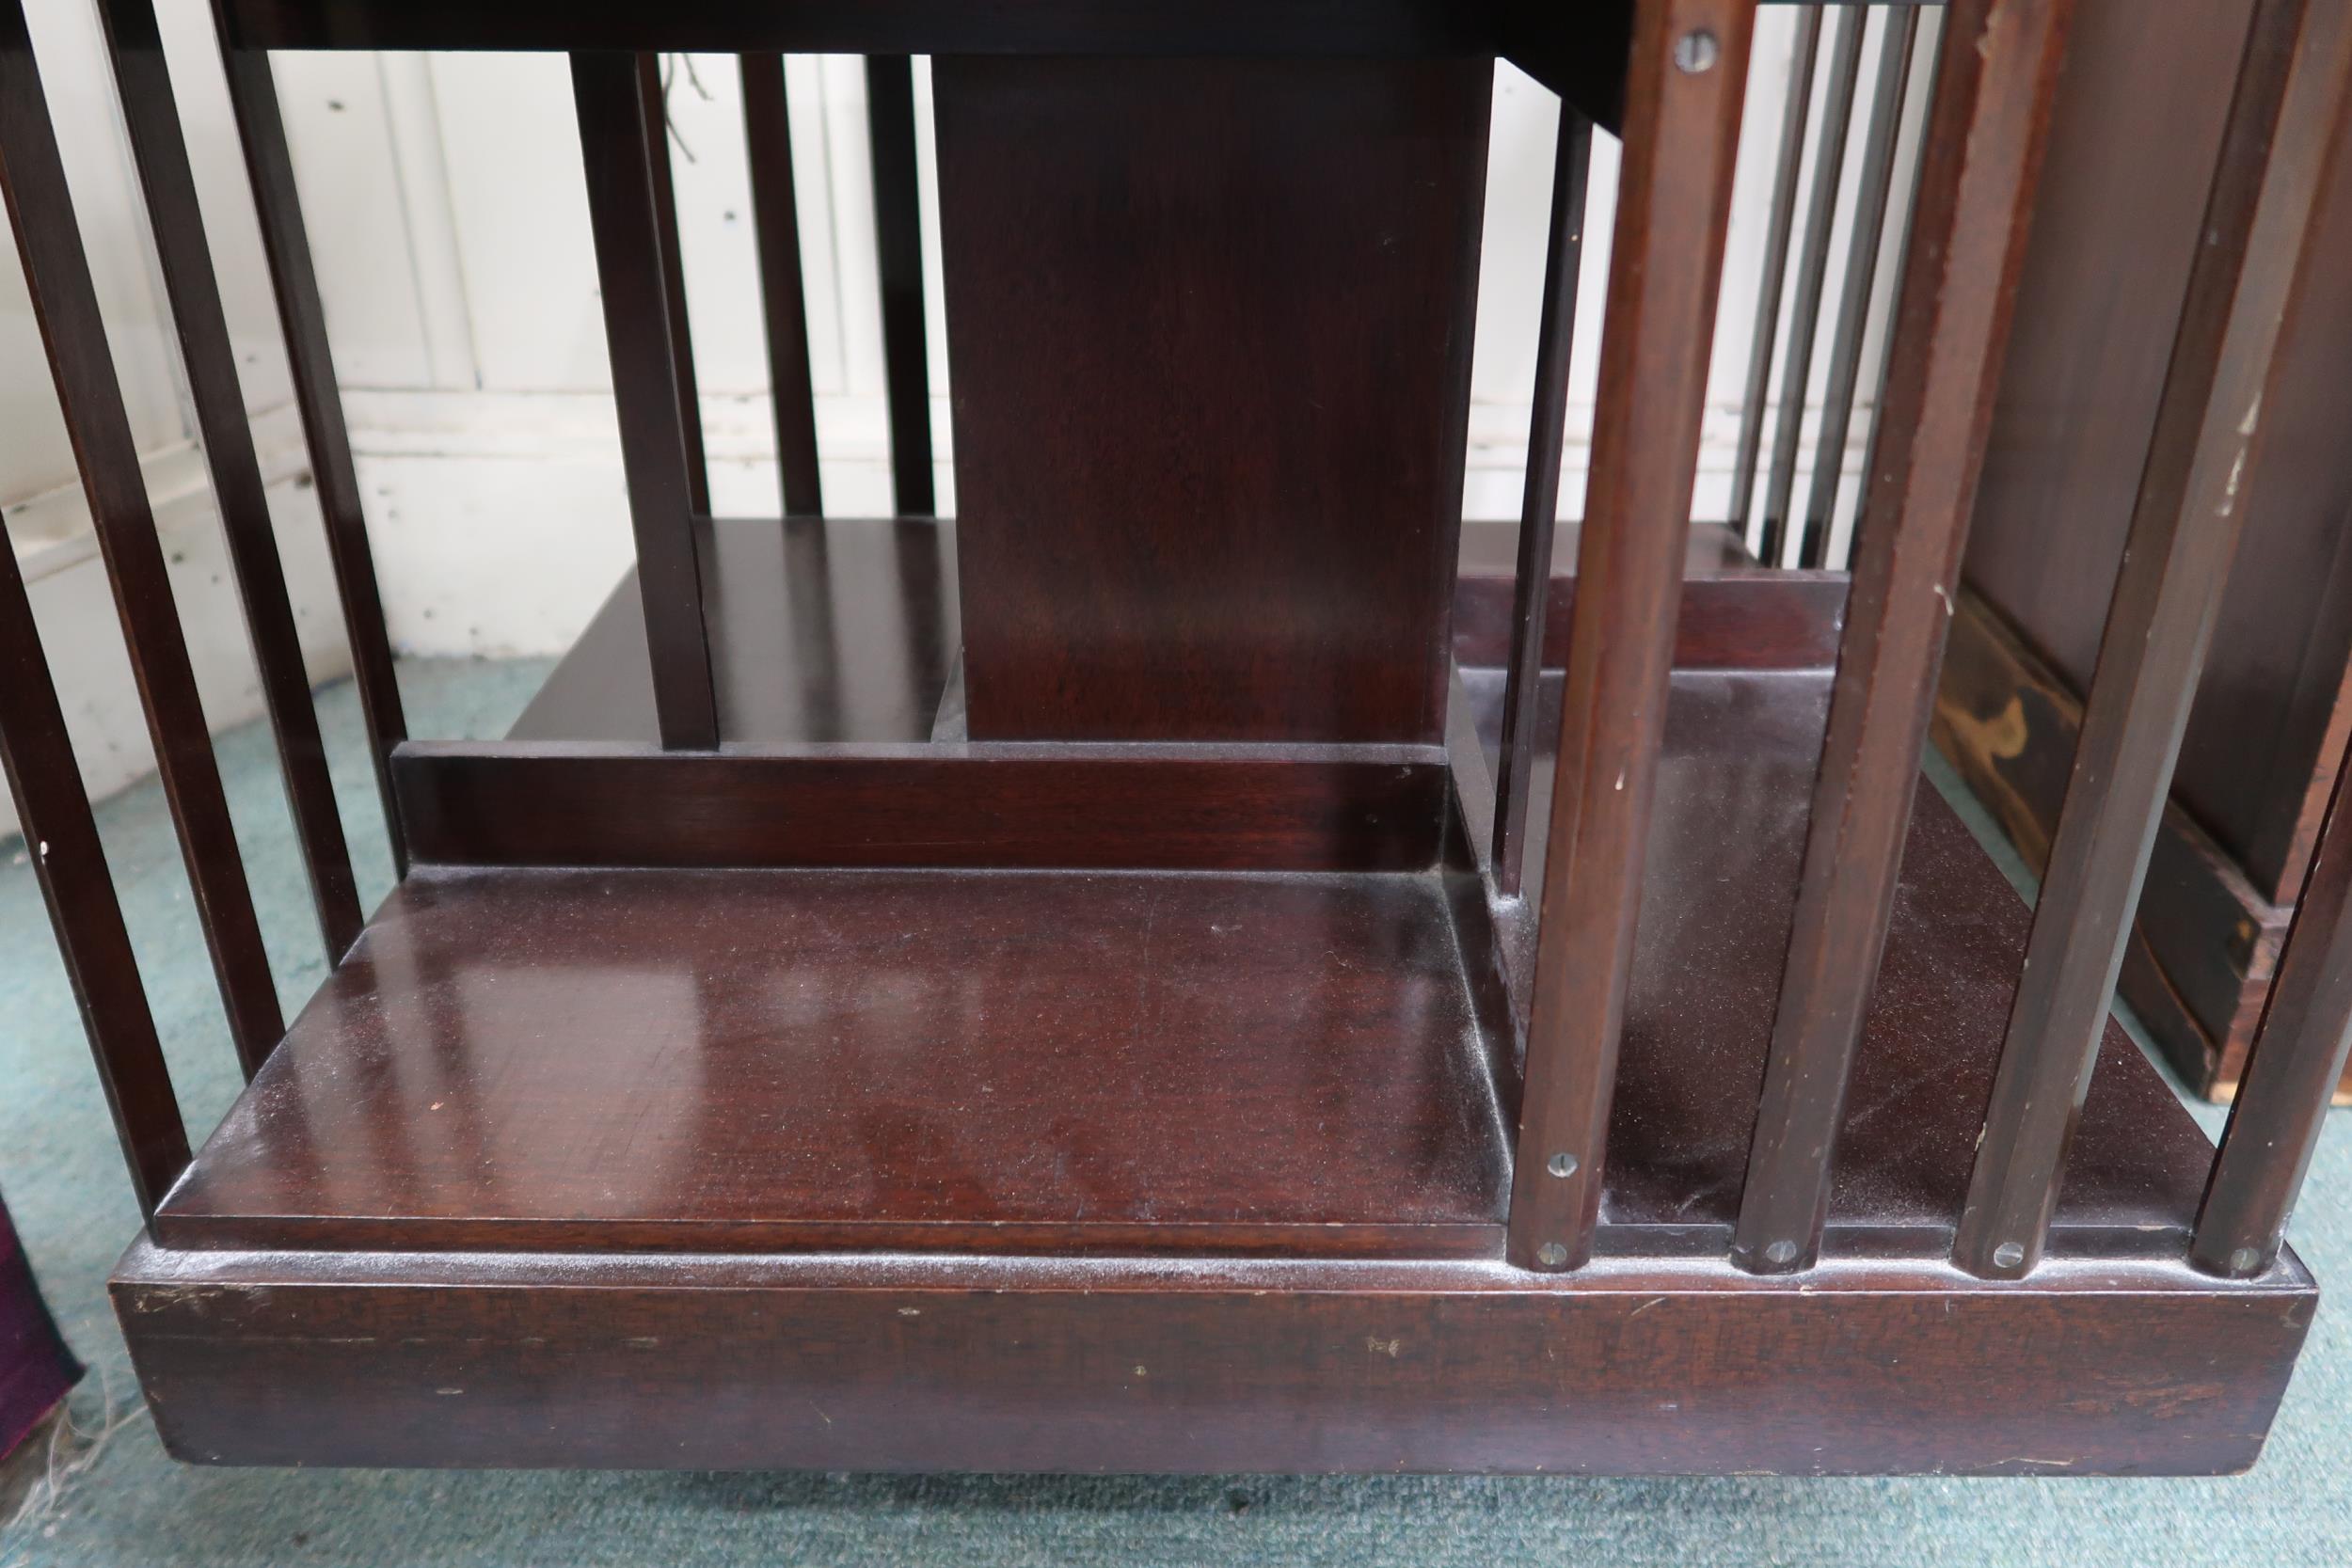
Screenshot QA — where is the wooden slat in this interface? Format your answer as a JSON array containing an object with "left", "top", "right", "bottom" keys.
[
  {"left": 741, "top": 52, "right": 824, "bottom": 517},
  {"left": 638, "top": 53, "right": 709, "bottom": 517},
  {"left": 391, "top": 741, "right": 1449, "bottom": 871},
  {"left": 0, "top": 399, "right": 188, "bottom": 1215},
  {"left": 0, "top": 3, "right": 285, "bottom": 1077},
  {"left": 1505, "top": 0, "right": 1756, "bottom": 1274},
  {"left": 1954, "top": 0, "right": 2343, "bottom": 1279},
  {"left": 572, "top": 51, "right": 721, "bottom": 751},
  {"left": 1492, "top": 108, "right": 1593, "bottom": 897},
  {"left": 1731, "top": 0, "right": 2074, "bottom": 1276},
  {"left": 1797, "top": 5, "right": 1920, "bottom": 568},
  {"left": 1756, "top": 4, "right": 1865, "bottom": 567},
  {"left": 2194, "top": 726, "right": 2352, "bottom": 1276},
  {"left": 97, "top": 0, "right": 363, "bottom": 960},
  {"left": 1728, "top": 5, "right": 1819, "bottom": 535},
  {"left": 866, "top": 55, "right": 934, "bottom": 515},
  {"left": 216, "top": 46, "right": 409, "bottom": 874}
]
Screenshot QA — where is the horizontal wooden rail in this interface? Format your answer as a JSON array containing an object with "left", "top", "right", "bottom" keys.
[
  {"left": 392, "top": 741, "right": 1451, "bottom": 870},
  {"left": 1452, "top": 570, "right": 1849, "bottom": 672}
]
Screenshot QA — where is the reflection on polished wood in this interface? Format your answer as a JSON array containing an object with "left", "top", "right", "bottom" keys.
[
  {"left": 160, "top": 664, "right": 2217, "bottom": 1263},
  {"left": 512, "top": 516, "right": 960, "bottom": 744},
  {"left": 160, "top": 863, "right": 1509, "bottom": 1256}
]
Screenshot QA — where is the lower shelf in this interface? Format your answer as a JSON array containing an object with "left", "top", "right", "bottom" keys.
[
  {"left": 153, "top": 863, "right": 1509, "bottom": 1258},
  {"left": 153, "top": 668, "right": 2218, "bottom": 1261},
  {"left": 116, "top": 562, "right": 2308, "bottom": 1474}
]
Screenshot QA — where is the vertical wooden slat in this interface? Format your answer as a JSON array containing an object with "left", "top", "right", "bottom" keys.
[
  {"left": 1, "top": 0, "right": 285, "bottom": 1078},
  {"left": 1954, "top": 0, "right": 2340, "bottom": 1280},
  {"left": 573, "top": 51, "right": 722, "bottom": 751},
  {"left": 0, "top": 566, "right": 189, "bottom": 1219},
  {"left": 1730, "top": 0, "right": 2074, "bottom": 1275},
  {"left": 215, "top": 45, "right": 409, "bottom": 876},
  {"left": 1756, "top": 4, "right": 1864, "bottom": 567},
  {"left": 637, "top": 54, "right": 711, "bottom": 519},
  {"left": 1729, "top": 6, "right": 1820, "bottom": 537},
  {"left": 1492, "top": 108, "right": 1593, "bottom": 897},
  {"left": 2195, "top": 728, "right": 2352, "bottom": 1277},
  {"left": 1795, "top": 5, "right": 1919, "bottom": 569},
  {"left": 1507, "top": 0, "right": 1756, "bottom": 1274},
  {"left": 98, "top": 0, "right": 362, "bottom": 961},
  {"left": 866, "top": 55, "right": 934, "bottom": 516},
  {"left": 0, "top": 309, "right": 189, "bottom": 1215},
  {"left": 742, "top": 51, "right": 824, "bottom": 517}
]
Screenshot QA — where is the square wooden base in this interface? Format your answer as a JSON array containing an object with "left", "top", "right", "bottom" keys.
[{"left": 113, "top": 1241, "right": 2313, "bottom": 1475}]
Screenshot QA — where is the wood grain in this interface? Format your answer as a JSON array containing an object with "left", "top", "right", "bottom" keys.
[
  {"left": 117, "top": 1241, "right": 2312, "bottom": 1476},
  {"left": 392, "top": 741, "right": 1451, "bottom": 871},
  {"left": 1508, "top": 0, "right": 1756, "bottom": 1273},
  {"left": 937, "top": 55, "right": 1487, "bottom": 742}
]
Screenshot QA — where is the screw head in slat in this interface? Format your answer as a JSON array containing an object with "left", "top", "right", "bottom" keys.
[{"left": 1675, "top": 31, "right": 1722, "bottom": 74}]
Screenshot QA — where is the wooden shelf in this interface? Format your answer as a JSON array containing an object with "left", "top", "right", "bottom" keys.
[
  {"left": 157, "top": 648, "right": 2215, "bottom": 1262},
  {"left": 156, "top": 863, "right": 1510, "bottom": 1257}
]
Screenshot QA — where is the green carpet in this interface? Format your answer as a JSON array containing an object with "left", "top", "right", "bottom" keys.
[{"left": 1, "top": 659, "right": 2346, "bottom": 1567}]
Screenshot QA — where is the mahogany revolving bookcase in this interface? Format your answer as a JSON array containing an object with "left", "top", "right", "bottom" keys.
[{"left": 2, "top": 0, "right": 2348, "bottom": 1475}]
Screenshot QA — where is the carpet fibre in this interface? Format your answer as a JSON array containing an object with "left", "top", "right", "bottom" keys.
[{"left": 2, "top": 659, "right": 2347, "bottom": 1567}]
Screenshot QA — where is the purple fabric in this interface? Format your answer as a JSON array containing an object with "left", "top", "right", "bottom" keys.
[{"left": 0, "top": 1195, "right": 78, "bottom": 1462}]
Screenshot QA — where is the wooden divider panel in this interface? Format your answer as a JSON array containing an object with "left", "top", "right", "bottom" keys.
[{"left": 936, "top": 56, "right": 1490, "bottom": 743}]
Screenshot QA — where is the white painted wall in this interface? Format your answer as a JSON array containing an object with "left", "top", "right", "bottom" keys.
[{"left": 3, "top": 2, "right": 1938, "bottom": 837}]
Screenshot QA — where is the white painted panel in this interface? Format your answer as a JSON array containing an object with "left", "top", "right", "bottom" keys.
[
  {"left": 4, "top": 0, "right": 188, "bottom": 508},
  {"left": 427, "top": 51, "right": 603, "bottom": 391},
  {"left": 270, "top": 52, "right": 433, "bottom": 387},
  {"left": 0, "top": 449, "right": 354, "bottom": 841},
  {"left": 151, "top": 0, "right": 294, "bottom": 415},
  {"left": 1, "top": 27, "right": 1946, "bottom": 820}
]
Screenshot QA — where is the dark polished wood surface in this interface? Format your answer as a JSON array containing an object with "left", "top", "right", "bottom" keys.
[
  {"left": 118, "top": 1241, "right": 2312, "bottom": 1475},
  {"left": 1936, "top": 588, "right": 2298, "bottom": 1101},
  {"left": 159, "top": 863, "right": 1509, "bottom": 1257},
  {"left": 391, "top": 742, "right": 1450, "bottom": 872},
  {"left": 1468, "top": 668, "right": 2213, "bottom": 1244},
  {"left": 1506, "top": 0, "right": 1756, "bottom": 1273},
  {"left": 164, "top": 663, "right": 2217, "bottom": 1259},
  {"left": 938, "top": 56, "right": 1486, "bottom": 743},
  {"left": 515, "top": 518, "right": 1826, "bottom": 748},
  {"left": 511, "top": 516, "right": 959, "bottom": 744},
  {"left": 1737, "top": 0, "right": 2073, "bottom": 1275},
  {"left": 1955, "top": 0, "right": 2342, "bottom": 1281}
]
